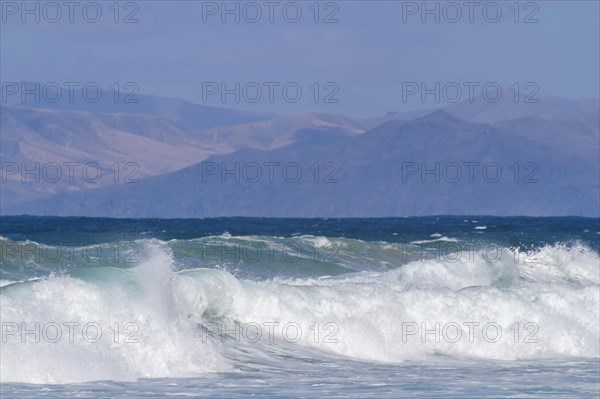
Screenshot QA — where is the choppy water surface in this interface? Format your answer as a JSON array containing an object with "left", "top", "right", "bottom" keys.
[{"left": 1, "top": 216, "right": 599, "bottom": 397}]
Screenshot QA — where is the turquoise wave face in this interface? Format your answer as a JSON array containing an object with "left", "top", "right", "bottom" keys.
[
  {"left": 2, "top": 215, "right": 599, "bottom": 282},
  {"left": 0, "top": 234, "right": 456, "bottom": 281}
]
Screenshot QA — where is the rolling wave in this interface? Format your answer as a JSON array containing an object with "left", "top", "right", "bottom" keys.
[{"left": 1, "top": 239, "right": 598, "bottom": 383}]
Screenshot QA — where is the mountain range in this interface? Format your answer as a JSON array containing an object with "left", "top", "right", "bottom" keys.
[{"left": 1, "top": 85, "right": 598, "bottom": 217}]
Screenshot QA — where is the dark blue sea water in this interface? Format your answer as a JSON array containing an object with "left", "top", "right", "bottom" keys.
[{"left": 1, "top": 216, "right": 599, "bottom": 398}]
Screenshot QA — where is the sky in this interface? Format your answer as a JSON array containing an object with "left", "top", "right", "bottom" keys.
[{"left": 1, "top": 0, "right": 599, "bottom": 117}]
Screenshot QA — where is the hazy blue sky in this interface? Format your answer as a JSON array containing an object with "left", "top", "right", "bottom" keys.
[{"left": 1, "top": 0, "right": 599, "bottom": 117}]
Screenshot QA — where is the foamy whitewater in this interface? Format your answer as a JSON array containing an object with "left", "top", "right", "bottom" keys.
[{"left": 1, "top": 217, "right": 598, "bottom": 397}]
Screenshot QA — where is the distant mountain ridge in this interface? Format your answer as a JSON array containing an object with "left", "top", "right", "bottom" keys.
[
  {"left": 5, "top": 109, "right": 598, "bottom": 217},
  {"left": 1, "top": 87, "right": 598, "bottom": 217}
]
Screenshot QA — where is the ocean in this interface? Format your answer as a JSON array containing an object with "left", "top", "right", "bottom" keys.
[{"left": 0, "top": 216, "right": 599, "bottom": 398}]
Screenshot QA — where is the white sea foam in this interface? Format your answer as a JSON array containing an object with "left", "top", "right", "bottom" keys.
[
  {"left": 1, "top": 241, "right": 598, "bottom": 384},
  {"left": 411, "top": 237, "right": 459, "bottom": 244},
  {"left": 0, "top": 244, "right": 228, "bottom": 384}
]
